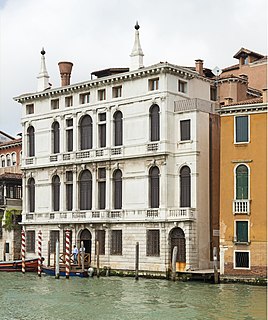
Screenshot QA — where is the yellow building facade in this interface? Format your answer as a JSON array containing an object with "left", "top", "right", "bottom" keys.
[{"left": 219, "top": 99, "right": 267, "bottom": 278}]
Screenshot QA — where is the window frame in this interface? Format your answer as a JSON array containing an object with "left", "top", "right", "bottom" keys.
[
  {"left": 66, "top": 171, "right": 73, "bottom": 211},
  {"left": 80, "top": 115, "right": 93, "bottom": 150},
  {"left": 52, "top": 121, "right": 60, "bottom": 154},
  {"left": 98, "top": 168, "right": 106, "bottom": 210},
  {"left": 148, "top": 78, "right": 159, "bottom": 91},
  {"left": 98, "top": 113, "right": 106, "bottom": 148},
  {"left": 234, "top": 164, "right": 250, "bottom": 200},
  {"left": 110, "top": 230, "right": 122, "bottom": 255},
  {"left": 26, "top": 230, "right": 35, "bottom": 253},
  {"left": 27, "top": 126, "right": 35, "bottom": 157},
  {"left": 149, "top": 104, "right": 160, "bottom": 142},
  {"left": 50, "top": 230, "right": 60, "bottom": 254},
  {"left": 79, "top": 170, "right": 92, "bottom": 210},
  {"left": 66, "top": 118, "right": 73, "bottom": 152},
  {"left": 51, "top": 98, "right": 60, "bottom": 110},
  {"left": 146, "top": 229, "right": 160, "bottom": 256},
  {"left": 95, "top": 229, "right": 105, "bottom": 255},
  {"left": 149, "top": 166, "right": 160, "bottom": 208},
  {"left": 65, "top": 95, "right": 73, "bottom": 108},
  {"left": 28, "top": 178, "right": 35, "bottom": 213},
  {"left": 178, "top": 80, "right": 187, "bottom": 94},
  {"left": 112, "top": 86, "right": 122, "bottom": 98},
  {"left": 80, "top": 92, "right": 90, "bottom": 104},
  {"left": 98, "top": 89, "right": 106, "bottom": 101},
  {"left": 234, "top": 220, "right": 249, "bottom": 244},
  {"left": 26, "top": 103, "right": 34, "bottom": 115},
  {"left": 234, "top": 115, "right": 250, "bottom": 144},
  {"left": 113, "top": 111, "right": 123, "bottom": 146},
  {"left": 234, "top": 250, "right": 250, "bottom": 269},
  {"left": 180, "top": 165, "right": 191, "bottom": 207},
  {"left": 180, "top": 119, "right": 191, "bottom": 141},
  {"left": 113, "top": 169, "right": 122, "bottom": 209},
  {"left": 52, "top": 175, "right": 60, "bottom": 212}
]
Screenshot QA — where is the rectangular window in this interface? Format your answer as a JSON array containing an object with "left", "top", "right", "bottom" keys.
[
  {"left": 148, "top": 78, "right": 159, "bottom": 91},
  {"left": 98, "top": 113, "right": 106, "bottom": 148},
  {"left": 26, "top": 104, "right": 34, "bottom": 114},
  {"left": 178, "top": 80, "right": 187, "bottom": 94},
  {"left": 65, "top": 96, "right": 73, "bottom": 107},
  {"left": 180, "top": 119, "right": 191, "bottom": 141},
  {"left": 26, "top": 230, "right": 35, "bottom": 253},
  {"left": 146, "top": 229, "right": 160, "bottom": 256},
  {"left": 66, "top": 119, "right": 73, "bottom": 152},
  {"left": 80, "top": 92, "right": 90, "bottom": 104},
  {"left": 235, "top": 251, "right": 250, "bottom": 268},
  {"left": 66, "top": 171, "right": 73, "bottom": 211},
  {"left": 50, "top": 230, "right": 60, "bottom": 254},
  {"left": 236, "top": 221, "right": 249, "bottom": 243},
  {"left": 235, "top": 116, "right": 249, "bottom": 143},
  {"left": 111, "top": 230, "right": 122, "bottom": 255},
  {"left": 95, "top": 230, "right": 105, "bottom": 255},
  {"left": 112, "top": 86, "right": 122, "bottom": 98},
  {"left": 98, "top": 89, "right": 106, "bottom": 101},
  {"left": 210, "top": 86, "right": 217, "bottom": 101},
  {"left": 51, "top": 99, "right": 60, "bottom": 110},
  {"left": 98, "top": 168, "right": 106, "bottom": 209}
]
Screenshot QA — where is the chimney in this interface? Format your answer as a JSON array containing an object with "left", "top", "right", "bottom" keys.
[
  {"left": 58, "top": 61, "right": 73, "bottom": 86},
  {"left": 195, "top": 59, "right": 204, "bottom": 76}
]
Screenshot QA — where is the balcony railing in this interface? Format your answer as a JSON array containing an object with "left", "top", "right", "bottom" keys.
[
  {"left": 233, "top": 200, "right": 250, "bottom": 214},
  {"left": 21, "top": 207, "right": 196, "bottom": 224}
]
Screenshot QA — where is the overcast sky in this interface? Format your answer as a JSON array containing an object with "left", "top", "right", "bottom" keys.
[{"left": 0, "top": 0, "right": 267, "bottom": 137}]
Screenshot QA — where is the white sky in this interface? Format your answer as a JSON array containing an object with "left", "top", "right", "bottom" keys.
[{"left": 0, "top": 0, "right": 267, "bottom": 137}]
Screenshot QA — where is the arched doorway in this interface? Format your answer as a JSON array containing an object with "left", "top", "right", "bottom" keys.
[
  {"left": 80, "top": 229, "right": 92, "bottom": 259},
  {"left": 170, "top": 227, "right": 186, "bottom": 271}
]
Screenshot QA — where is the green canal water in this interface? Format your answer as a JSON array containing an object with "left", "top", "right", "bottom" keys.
[{"left": 0, "top": 273, "right": 266, "bottom": 320}]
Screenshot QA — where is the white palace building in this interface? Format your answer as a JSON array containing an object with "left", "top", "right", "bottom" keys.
[{"left": 15, "top": 24, "right": 219, "bottom": 275}]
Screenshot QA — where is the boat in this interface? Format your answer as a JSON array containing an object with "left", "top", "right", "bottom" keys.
[
  {"left": 0, "top": 258, "right": 38, "bottom": 272},
  {"left": 42, "top": 265, "right": 89, "bottom": 278}
]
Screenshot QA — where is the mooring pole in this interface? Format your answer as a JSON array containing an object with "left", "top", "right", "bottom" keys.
[
  {"left": 96, "top": 240, "right": 100, "bottom": 278},
  {"left": 37, "top": 230, "right": 42, "bottom": 277},
  {"left": 65, "top": 229, "right": 70, "bottom": 279},
  {"left": 21, "top": 229, "right": 26, "bottom": 274},
  {"left": 135, "top": 242, "right": 139, "bottom": 280},
  {"left": 81, "top": 241, "right": 85, "bottom": 272},
  {"left": 55, "top": 239, "right": 60, "bottom": 279},
  {"left": 171, "top": 246, "right": 178, "bottom": 281},
  {"left": 47, "top": 240, "right": 51, "bottom": 267},
  {"left": 213, "top": 247, "right": 219, "bottom": 284}
]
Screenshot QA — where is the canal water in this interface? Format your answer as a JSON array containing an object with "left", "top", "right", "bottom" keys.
[{"left": 0, "top": 273, "right": 266, "bottom": 320}]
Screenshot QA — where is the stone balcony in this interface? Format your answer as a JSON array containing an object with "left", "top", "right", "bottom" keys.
[
  {"left": 24, "top": 207, "right": 196, "bottom": 224},
  {"left": 233, "top": 200, "right": 251, "bottom": 215}
]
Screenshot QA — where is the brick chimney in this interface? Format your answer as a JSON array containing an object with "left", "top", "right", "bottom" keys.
[
  {"left": 58, "top": 61, "right": 73, "bottom": 86},
  {"left": 195, "top": 59, "right": 204, "bottom": 76}
]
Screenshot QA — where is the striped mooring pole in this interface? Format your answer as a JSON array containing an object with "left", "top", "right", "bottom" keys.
[
  {"left": 21, "top": 229, "right": 26, "bottom": 274},
  {"left": 38, "top": 230, "right": 42, "bottom": 277},
  {"left": 65, "top": 229, "right": 70, "bottom": 279}
]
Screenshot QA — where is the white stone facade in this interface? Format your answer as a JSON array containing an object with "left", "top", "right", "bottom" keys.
[{"left": 15, "top": 56, "right": 217, "bottom": 273}]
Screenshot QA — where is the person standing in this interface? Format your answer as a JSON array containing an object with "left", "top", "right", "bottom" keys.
[{"left": 72, "top": 245, "right": 78, "bottom": 264}]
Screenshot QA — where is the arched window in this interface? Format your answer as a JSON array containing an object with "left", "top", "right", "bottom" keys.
[
  {"left": 180, "top": 166, "right": 191, "bottom": 207},
  {"left": 27, "top": 126, "right": 35, "bottom": 157},
  {"left": 1, "top": 155, "right": 5, "bottom": 167},
  {"left": 113, "top": 169, "right": 122, "bottom": 209},
  {"left": 11, "top": 152, "right": 16, "bottom": 166},
  {"left": 113, "top": 111, "right": 123, "bottom": 146},
  {"left": 149, "top": 166, "right": 160, "bottom": 208},
  {"left": 149, "top": 104, "right": 160, "bottom": 142},
  {"left": 52, "top": 175, "right": 60, "bottom": 211},
  {"left": 236, "top": 165, "right": 248, "bottom": 199},
  {"left": 80, "top": 115, "right": 93, "bottom": 150},
  {"left": 28, "top": 178, "right": 35, "bottom": 212},
  {"left": 52, "top": 121, "right": 60, "bottom": 154},
  {"left": 6, "top": 154, "right": 11, "bottom": 167},
  {"left": 79, "top": 170, "right": 92, "bottom": 210}
]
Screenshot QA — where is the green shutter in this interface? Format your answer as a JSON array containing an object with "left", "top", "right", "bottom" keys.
[
  {"left": 236, "top": 165, "right": 248, "bottom": 199},
  {"left": 236, "top": 221, "right": 248, "bottom": 242}
]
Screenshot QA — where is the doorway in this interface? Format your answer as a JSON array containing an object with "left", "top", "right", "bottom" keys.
[
  {"left": 80, "top": 229, "right": 92, "bottom": 259},
  {"left": 170, "top": 227, "right": 186, "bottom": 271}
]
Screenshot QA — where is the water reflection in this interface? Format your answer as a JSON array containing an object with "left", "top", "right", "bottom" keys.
[{"left": 0, "top": 273, "right": 266, "bottom": 320}]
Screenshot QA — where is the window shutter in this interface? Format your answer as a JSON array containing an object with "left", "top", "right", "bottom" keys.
[
  {"left": 237, "top": 221, "right": 248, "bottom": 242},
  {"left": 149, "top": 166, "right": 159, "bottom": 208},
  {"left": 113, "top": 170, "right": 122, "bottom": 209},
  {"left": 150, "top": 105, "right": 160, "bottom": 142},
  {"left": 80, "top": 116, "right": 93, "bottom": 150},
  {"left": 236, "top": 165, "right": 248, "bottom": 199},
  {"left": 180, "top": 166, "right": 191, "bottom": 207}
]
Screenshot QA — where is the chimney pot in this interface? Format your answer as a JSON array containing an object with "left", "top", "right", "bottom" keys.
[
  {"left": 195, "top": 59, "right": 204, "bottom": 76},
  {"left": 58, "top": 61, "right": 73, "bottom": 86}
]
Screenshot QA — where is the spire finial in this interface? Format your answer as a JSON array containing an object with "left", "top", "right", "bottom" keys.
[
  {"left": 130, "top": 21, "right": 144, "bottom": 71},
  {"left": 37, "top": 47, "right": 50, "bottom": 91},
  {"left": 41, "top": 47, "right": 46, "bottom": 55},
  {"left": 135, "top": 21, "right": 140, "bottom": 30}
]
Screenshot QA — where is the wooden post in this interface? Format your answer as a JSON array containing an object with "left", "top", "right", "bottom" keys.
[
  {"left": 21, "top": 229, "right": 26, "bottom": 274},
  {"left": 47, "top": 240, "right": 51, "bottom": 267},
  {"left": 3, "top": 240, "right": 6, "bottom": 261},
  {"left": 213, "top": 247, "right": 219, "bottom": 284},
  {"left": 65, "top": 229, "right": 71, "bottom": 279},
  {"left": 81, "top": 241, "right": 85, "bottom": 272},
  {"left": 55, "top": 239, "right": 60, "bottom": 279},
  {"left": 135, "top": 242, "right": 139, "bottom": 280},
  {"left": 96, "top": 240, "right": 100, "bottom": 278},
  {"left": 37, "top": 230, "right": 42, "bottom": 277},
  {"left": 171, "top": 246, "right": 178, "bottom": 281}
]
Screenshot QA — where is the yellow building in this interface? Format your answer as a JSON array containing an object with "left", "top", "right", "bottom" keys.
[{"left": 219, "top": 96, "right": 267, "bottom": 279}]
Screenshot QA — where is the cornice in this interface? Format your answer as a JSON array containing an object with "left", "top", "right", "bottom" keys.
[{"left": 218, "top": 102, "right": 267, "bottom": 115}]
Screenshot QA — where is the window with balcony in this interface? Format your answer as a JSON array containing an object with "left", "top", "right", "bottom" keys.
[
  {"left": 111, "top": 230, "right": 122, "bottom": 255},
  {"left": 113, "top": 111, "right": 123, "bottom": 146},
  {"left": 98, "top": 89, "right": 106, "bottom": 101},
  {"left": 235, "top": 115, "right": 249, "bottom": 143},
  {"left": 79, "top": 170, "right": 92, "bottom": 210},
  {"left": 27, "top": 126, "right": 35, "bottom": 157},
  {"left": 98, "top": 113, "right": 106, "bottom": 148},
  {"left": 180, "top": 166, "right": 191, "bottom": 207},
  {"left": 80, "top": 115, "right": 93, "bottom": 150},
  {"left": 52, "top": 121, "right": 60, "bottom": 154},
  {"left": 180, "top": 119, "right": 191, "bottom": 141},
  {"left": 51, "top": 98, "right": 60, "bottom": 110},
  {"left": 66, "top": 171, "right": 73, "bottom": 211},
  {"left": 65, "top": 96, "right": 73, "bottom": 107},
  {"left": 235, "top": 220, "right": 249, "bottom": 243},
  {"left": 236, "top": 165, "right": 248, "bottom": 200},
  {"left": 234, "top": 251, "right": 250, "bottom": 269},
  {"left": 50, "top": 230, "right": 60, "bottom": 254},
  {"left": 52, "top": 175, "right": 60, "bottom": 212},
  {"left": 28, "top": 178, "right": 35, "bottom": 213},
  {"left": 26, "top": 231, "right": 35, "bottom": 253},
  {"left": 146, "top": 229, "right": 160, "bottom": 256},
  {"left": 66, "top": 118, "right": 73, "bottom": 152},
  {"left": 98, "top": 168, "right": 106, "bottom": 210},
  {"left": 26, "top": 103, "right": 34, "bottom": 114},
  {"left": 149, "top": 166, "right": 160, "bottom": 208},
  {"left": 95, "top": 230, "right": 105, "bottom": 255},
  {"left": 112, "top": 86, "right": 122, "bottom": 98},
  {"left": 178, "top": 80, "right": 187, "bottom": 94},
  {"left": 113, "top": 169, "right": 122, "bottom": 209},
  {"left": 80, "top": 92, "right": 90, "bottom": 104},
  {"left": 150, "top": 104, "right": 160, "bottom": 142},
  {"left": 148, "top": 78, "right": 159, "bottom": 91}
]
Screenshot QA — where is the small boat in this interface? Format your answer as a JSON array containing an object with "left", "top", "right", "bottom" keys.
[
  {"left": 42, "top": 265, "right": 89, "bottom": 278},
  {"left": 0, "top": 258, "right": 38, "bottom": 272}
]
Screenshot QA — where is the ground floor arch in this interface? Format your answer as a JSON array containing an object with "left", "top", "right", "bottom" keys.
[{"left": 169, "top": 227, "right": 186, "bottom": 271}]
